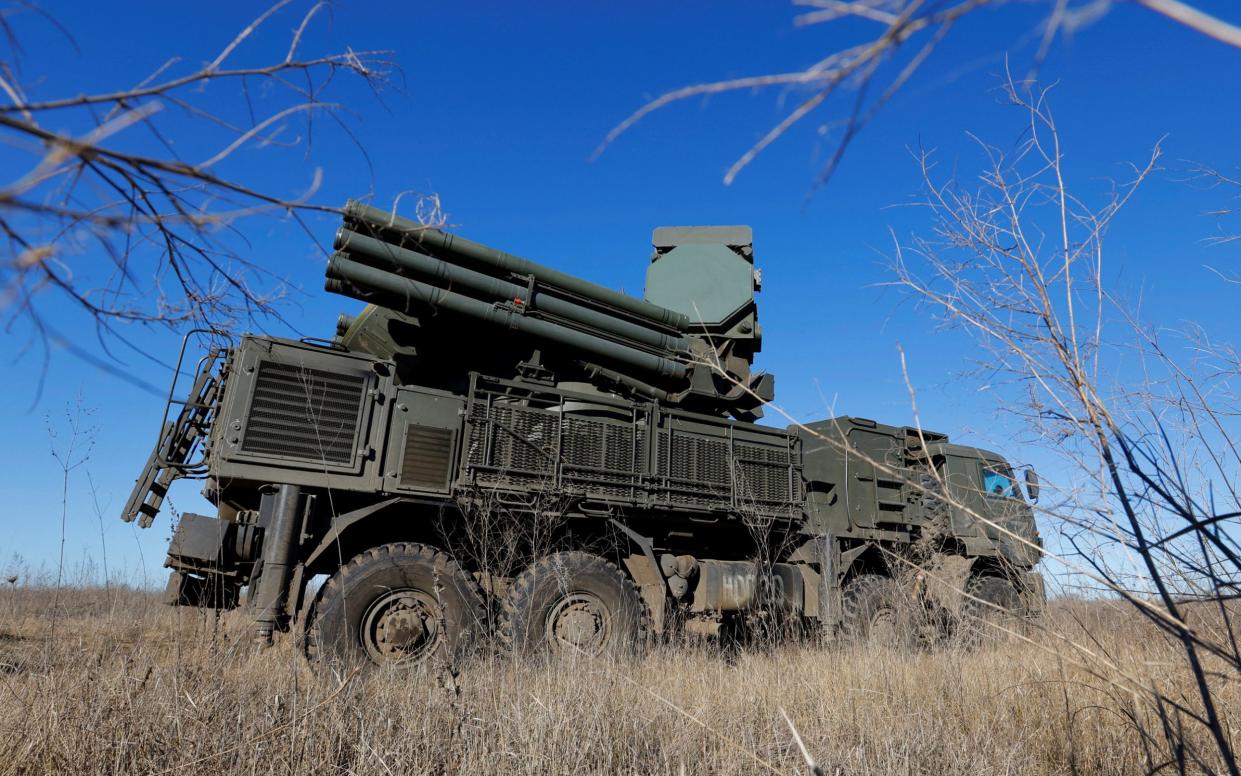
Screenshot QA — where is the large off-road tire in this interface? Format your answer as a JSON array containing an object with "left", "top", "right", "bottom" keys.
[
  {"left": 305, "top": 542, "right": 486, "bottom": 668},
  {"left": 840, "top": 574, "right": 915, "bottom": 648},
  {"left": 959, "top": 574, "right": 1023, "bottom": 644},
  {"left": 501, "top": 551, "right": 649, "bottom": 658},
  {"left": 919, "top": 471, "right": 951, "bottom": 543}
]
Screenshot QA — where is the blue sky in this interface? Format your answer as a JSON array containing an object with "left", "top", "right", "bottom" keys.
[{"left": 1, "top": 1, "right": 1238, "bottom": 584}]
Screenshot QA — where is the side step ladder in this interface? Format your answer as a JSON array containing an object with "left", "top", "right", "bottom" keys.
[{"left": 122, "top": 348, "right": 224, "bottom": 528}]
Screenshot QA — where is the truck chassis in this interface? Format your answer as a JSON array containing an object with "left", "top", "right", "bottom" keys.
[{"left": 124, "top": 334, "right": 1044, "bottom": 665}]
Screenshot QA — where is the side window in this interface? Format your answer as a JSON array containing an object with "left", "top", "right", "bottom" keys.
[{"left": 982, "top": 467, "right": 1016, "bottom": 498}]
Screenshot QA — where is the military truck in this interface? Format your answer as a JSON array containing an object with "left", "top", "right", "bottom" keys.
[{"left": 122, "top": 202, "right": 1044, "bottom": 665}]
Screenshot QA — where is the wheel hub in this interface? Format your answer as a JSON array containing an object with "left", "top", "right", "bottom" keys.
[
  {"left": 869, "top": 607, "right": 899, "bottom": 643},
  {"left": 547, "top": 593, "right": 609, "bottom": 654},
  {"left": 362, "top": 590, "right": 442, "bottom": 665}
]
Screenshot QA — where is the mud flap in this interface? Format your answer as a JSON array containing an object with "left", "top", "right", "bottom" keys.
[
  {"left": 1021, "top": 571, "right": 1046, "bottom": 616},
  {"left": 920, "top": 554, "right": 978, "bottom": 616},
  {"left": 622, "top": 554, "right": 667, "bottom": 637},
  {"left": 610, "top": 518, "right": 667, "bottom": 637},
  {"left": 164, "top": 569, "right": 240, "bottom": 608},
  {"left": 164, "top": 513, "right": 243, "bottom": 609}
]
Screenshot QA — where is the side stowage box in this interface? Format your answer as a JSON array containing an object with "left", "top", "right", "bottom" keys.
[{"left": 796, "top": 417, "right": 920, "bottom": 534}]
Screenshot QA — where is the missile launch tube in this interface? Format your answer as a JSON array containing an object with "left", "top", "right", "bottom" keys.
[
  {"left": 325, "top": 255, "right": 688, "bottom": 382},
  {"left": 343, "top": 200, "right": 690, "bottom": 332},
  {"left": 579, "top": 361, "right": 672, "bottom": 402},
  {"left": 333, "top": 229, "right": 691, "bottom": 355}
]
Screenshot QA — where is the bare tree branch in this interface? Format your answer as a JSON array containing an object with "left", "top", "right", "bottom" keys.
[
  {"left": 598, "top": 0, "right": 1241, "bottom": 190},
  {"left": 1135, "top": 0, "right": 1241, "bottom": 49},
  {"left": 892, "top": 79, "right": 1241, "bottom": 773},
  {"left": 0, "top": 1, "right": 399, "bottom": 367}
]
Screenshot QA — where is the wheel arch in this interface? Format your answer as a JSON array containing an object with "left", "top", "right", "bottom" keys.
[
  {"left": 302, "top": 497, "right": 454, "bottom": 577},
  {"left": 606, "top": 518, "right": 668, "bottom": 637},
  {"left": 966, "top": 553, "right": 1023, "bottom": 584},
  {"left": 839, "top": 541, "right": 890, "bottom": 586}
]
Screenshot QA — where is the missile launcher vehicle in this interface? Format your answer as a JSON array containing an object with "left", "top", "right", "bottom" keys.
[{"left": 123, "top": 203, "right": 1044, "bottom": 665}]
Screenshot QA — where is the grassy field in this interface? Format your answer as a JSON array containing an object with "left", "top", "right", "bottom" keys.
[{"left": 0, "top": 586, "right": 1232, "bottom": 775}]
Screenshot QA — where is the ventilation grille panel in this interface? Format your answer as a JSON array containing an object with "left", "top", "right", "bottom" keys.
[
  {"left": 733, "top": 441, "right": 798, "bottom": 506},
  {"left": 401, "top": 425, "right": 455, "bottom": 490},
  {"left": 241, "top": 361, "right": 366, "bottom": 465},
  {"left": 461, "top": 377, "right": 803, "bottom": 519}
]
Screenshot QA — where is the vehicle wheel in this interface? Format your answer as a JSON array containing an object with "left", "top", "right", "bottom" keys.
[
  {"left": 840, "top": 574, "right": 915, "bottom": 647},
  {"left": 919, "top": 471, "right": 950, "bottom": 542},
  {"left": 502, "top": 551, "right": 649, "bottom": 658},
  {"left": 305, "top": 542, "right": 485, "bottom": 668},
  {"left": 959, "top": 574, "right": 1023, "bottom": 644}
]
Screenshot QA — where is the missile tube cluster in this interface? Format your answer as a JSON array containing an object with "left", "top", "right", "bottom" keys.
[{"left": 325, "top": 201, "right": 694, "bottom": 383}]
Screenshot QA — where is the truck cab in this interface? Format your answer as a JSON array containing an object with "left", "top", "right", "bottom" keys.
[{"left": 931, "top": 442, "right": 1043, "bottom": 569}]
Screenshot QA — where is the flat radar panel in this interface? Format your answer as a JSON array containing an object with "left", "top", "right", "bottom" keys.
[{"left": 645, "top": 242, "right": 753, "bottom": 327}]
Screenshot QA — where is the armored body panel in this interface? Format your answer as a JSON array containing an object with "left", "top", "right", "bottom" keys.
[{"left": 193, "top": 336, "right": 802, "bottom": 520}]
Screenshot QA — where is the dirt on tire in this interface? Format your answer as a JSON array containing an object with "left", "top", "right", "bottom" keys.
[
  {"left": 305, "top": 542, "right": 485, "bottom": 669},
  {"left": 501, "top": 551, "right": 650, "bottom": 658}
]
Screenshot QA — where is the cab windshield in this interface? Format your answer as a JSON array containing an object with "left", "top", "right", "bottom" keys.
[{"left": 982, "top": 465, "right": 1019, "bottom": 498}]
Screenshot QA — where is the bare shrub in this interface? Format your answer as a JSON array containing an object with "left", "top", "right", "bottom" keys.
[
  {"left": 0, "top": 2, "right": 395, "bottom": 363},
  {"left": 892, "top": 79, "right": 1241, "bottom": 773}
]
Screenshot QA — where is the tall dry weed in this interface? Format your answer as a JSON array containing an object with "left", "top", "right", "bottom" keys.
[{"left": 0, "top": 587, "right": 1232, "bottom": 775}]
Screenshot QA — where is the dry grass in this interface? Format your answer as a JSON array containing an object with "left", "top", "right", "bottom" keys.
[{"left": 0, "top": 587, "right": 1233, "bottom": 775}]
